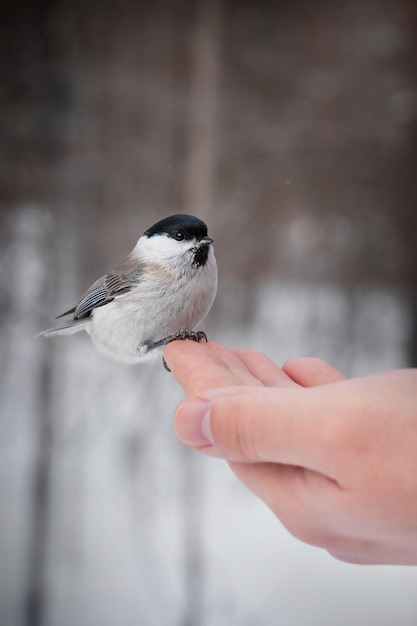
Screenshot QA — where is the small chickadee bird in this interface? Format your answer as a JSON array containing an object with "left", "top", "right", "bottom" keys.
[{"left": 40, "top": 214, "right": 217, "bottom": 367}]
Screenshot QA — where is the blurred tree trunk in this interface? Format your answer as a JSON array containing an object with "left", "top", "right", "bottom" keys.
[
  {"left": 395, "top": 0, "right": 417, "bottom": 366},
  {"left": 21, "top": 4, "right": 87, "bottom": 624},
  {"left": 4, "top": 210, "right": 56, "bottom": 626},
  {"left": 182, "top": 1, "right": 222, "bottom": 625},
  {"left": 409, "top": 295, "right": 417, "bottom": 368},
  {"left": 183, "top": 0, "right": 222, "bottom": 222},
  {"left": 25, "top": 258, "right": 55, "bottom": 626},
  {"left": 407, "top": 0, "right": 417, "bottom": 367}
]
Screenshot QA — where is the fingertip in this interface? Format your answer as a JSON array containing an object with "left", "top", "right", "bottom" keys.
[
  {"left": 163, "top": 337, "right": 207, "bottom": 368},
  {"left": 174, "top": 397, "right": 214, "bottom": 447},
  {"left": 162, "top": 341, "right": 179, "bottom": 373},
  {"left": 283, "top": 357, "right": 346, "bottom": 387},
  {"left": 283, "top": 357, "right": 322, "bottom": 374},
  {"left": 164, "top": 338, "right": 222, "bottom": 356},
  {"left": 164, "top": 338, "right": 230, "bottom": 371},
  {"left": 163, "top": 339, "right": 178, "bottom": 360},
  {"left": 283, "top": 356, "right": 316, "bottom": 366}
]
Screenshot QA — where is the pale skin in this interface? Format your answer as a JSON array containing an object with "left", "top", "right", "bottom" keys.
[{"left": 164, "top": 340, "right": 417, "bottom": 565}]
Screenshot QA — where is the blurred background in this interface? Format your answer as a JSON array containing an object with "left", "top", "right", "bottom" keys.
[{"left": 1, "top": 0, "right": 416, "bottom": 625}]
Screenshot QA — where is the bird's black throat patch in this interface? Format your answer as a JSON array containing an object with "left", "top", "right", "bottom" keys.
[{"left": 193, "top": 244, "right": 209, "bottom": 268}]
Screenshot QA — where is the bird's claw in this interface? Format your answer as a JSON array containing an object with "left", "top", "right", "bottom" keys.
[
  {"left": 151, "top": 329, "right": 208, "bottom": 372},
  {"left": 169, "top": 329, "right": 207, "bottom": 344},
  {"left": 162, "top": 357, "right": 171, "bottom": 372}
]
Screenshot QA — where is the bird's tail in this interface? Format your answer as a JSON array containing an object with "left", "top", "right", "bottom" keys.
[{"left": 38, "top": 320, "right": 90, "bottom": 338}]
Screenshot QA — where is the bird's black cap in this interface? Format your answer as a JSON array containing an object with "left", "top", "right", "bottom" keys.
[{"left": 144, "top": 214, "right": 208, "bottom": 242}]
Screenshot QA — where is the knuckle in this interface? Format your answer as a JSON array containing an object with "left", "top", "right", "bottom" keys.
[
  {"left": 232, "top": 412, "right": 261, "bottom": 461},
  {"left": 284, "top": 516, "right": 330, "bottom": 548}
]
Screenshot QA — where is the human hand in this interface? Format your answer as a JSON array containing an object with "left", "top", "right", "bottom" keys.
[{"left": 164, "top": 341, "right": 417, "bottom": 565}]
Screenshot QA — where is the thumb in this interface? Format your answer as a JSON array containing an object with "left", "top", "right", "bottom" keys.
[{"left": 174, "top": 385, "right": 328, "bottom": 472}]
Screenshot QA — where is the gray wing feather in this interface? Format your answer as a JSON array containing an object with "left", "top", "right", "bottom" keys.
[
  {"left": 71, "top": 257, "right": 145, "bottom": 319},
  {"left": 73, "top": 278, "right": 110, "bottom": 318}
]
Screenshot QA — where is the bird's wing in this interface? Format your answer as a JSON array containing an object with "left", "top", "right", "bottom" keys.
[
  {"left": 72, "top": 276, "right": 115, "bottom": 318},
  {"left": 59, "top": 257, "right": 145, "bottom": 320}
]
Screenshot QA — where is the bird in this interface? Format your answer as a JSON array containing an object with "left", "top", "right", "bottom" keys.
[{"left": 39, "top": 214, "right": 217, "bottom": 367}]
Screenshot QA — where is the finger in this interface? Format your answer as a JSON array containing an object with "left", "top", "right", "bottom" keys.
[
  {"left": 228, "top": 460, "right": 342, "bottom": 549},
  {"left": 283, "top": 357, "right": 347, "bottom": 387},
  {"left": 174, "top": 385, "right": 338, "bottom": 476},
  {"left": 175, "top": 371, "right": 415, "bottom": 473},
  {"left": 229, "top": 461, "right": 387, "bottom": 562},
  {"left": 164, "top": 340, "right": 264, "bottom": 395},
  {"left": 232, "top": 350, "right": 297, "bottom": 388}
]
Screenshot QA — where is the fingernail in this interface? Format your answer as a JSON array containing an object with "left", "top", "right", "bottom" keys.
[{"left": 175, "top": 399, "right": 213, "bottom": 447}]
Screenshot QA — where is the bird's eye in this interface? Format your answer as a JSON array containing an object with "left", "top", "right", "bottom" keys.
[{"left": 174, "top": 232, "right": 184, "bottom": 241}]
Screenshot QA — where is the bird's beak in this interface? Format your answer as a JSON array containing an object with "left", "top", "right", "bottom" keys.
[{"left": 200, "top": 236, "right": 214, "bottom": 245}]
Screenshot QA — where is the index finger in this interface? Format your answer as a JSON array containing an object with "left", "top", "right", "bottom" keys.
[
  {"left": 164, "top": 340, "right": 264, "bottom": 394},
  {"left": 233, "top": 350, "right": 296, "bottom": 388}
]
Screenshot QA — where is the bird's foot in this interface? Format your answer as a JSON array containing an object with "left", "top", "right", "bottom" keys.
[
  {"left": 147, "top": 329, "right": 208, "bottom": 372},
  {"left": 164, "top": 329, "right": 208, "bottom": 345}
]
